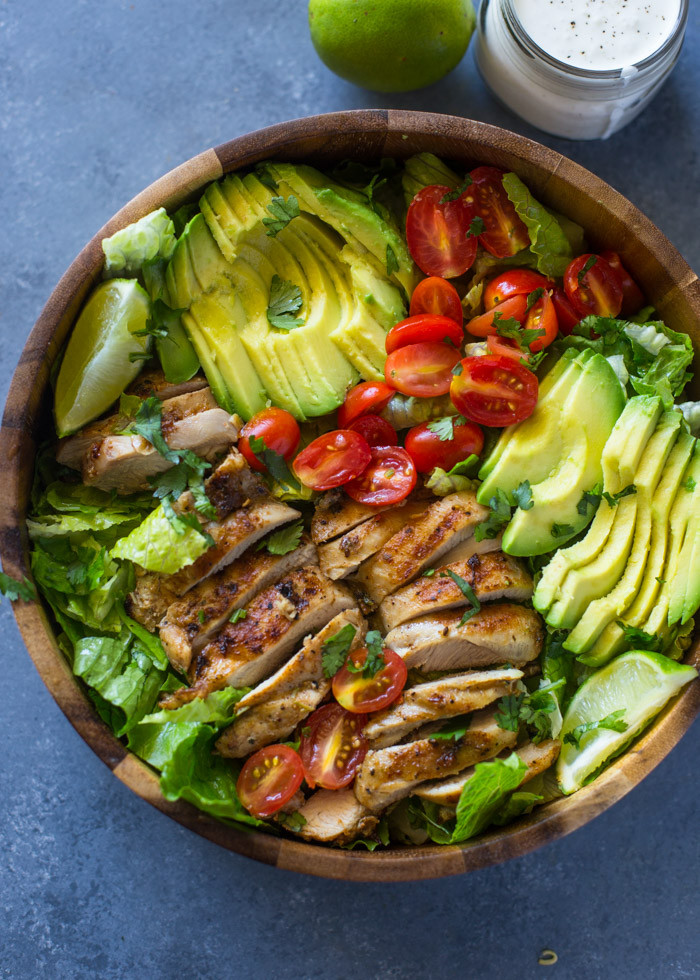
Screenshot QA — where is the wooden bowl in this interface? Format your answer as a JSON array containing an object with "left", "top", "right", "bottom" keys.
[{"left": 2, "top": 110, "right": 699, "bottom": 882}]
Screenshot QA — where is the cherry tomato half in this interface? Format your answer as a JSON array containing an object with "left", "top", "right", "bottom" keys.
[
  {"left": 600, "top": 250, "right": 645, "bottom": 317},
  {"left": 405, "top": 417, "right": 484, "bottom": 473},
  {"left": 385, "top": 342, "right": 461, "bottom": 397},
  {"left": 332, "top": 646, "right": 408, "bottom": 713},
  {"left": 465, "top": 167, "right": 530, "bottom": 258},
  {"left": 466, "top": 295, "right": 527, "bottom": 338},
  {"left": 564, "top": 253, "right": 623, "bottom": 318},
  {"left": 293, "top": 429, "right": 372, "bottom": 491},
  {"left": 236, "top": 744, "right": 304, "bottom": 819},
  {"left": 523, "top": 288, "right": 558, "bottom": 351},
  {"left": 410, "top": 276, "right": 463, "bottom": 326},
  {"left": 385, "top": 314, "right": 464, "bottom": 354},
  {"left": 337, "top": 381, "right": 395, "bottom": 428},
  {"left": 348, "top": 413, "right": 398, "bottom": 448},
  {"left": 299, "top": 703, "right": 368, "bottom": 790},
  {"left": 239, "top": 408, "right": 301, "bottom": 474},
  {"left": 486, "top": 334, "right": 528, "bottom": 361},
  {"left": 344, "top": 445, "right": 417, "bottom": 506},
  {"left": 551, "top": 286, "right": 581, "bottom": 336},
  {"left": 406, "top": 185, "right": 478, "bottom": 279},
  {"left": 483, "top": 269, "right": 553, "bottom": 310},
  {"left": 451, "top": 354, "right": 539, "bottom": 427}
]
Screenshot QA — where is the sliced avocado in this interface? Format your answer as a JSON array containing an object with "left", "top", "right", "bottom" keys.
[
  {"left": 566, "top": 410, "right": 682, "bottom": 656},
  {"left": 141, "top": 258, "right": 200, "bottom": 384},
  {"left": 165, "top": 214, "right": 232, "bottom": 310},
  {"left": 533, "top": 395, "right": 664, "bottom": 614},
  {"left": 200, "top": 178, "right": 259, "bottom": 262},
  {"left": 501, "top": 353, "right": 626, "bottom": 557},
  {"left": 583, "top": 428, "right": 696, "bottom": 664},
  {"left": 668, "top": 441, "right": 700, "bottom": 625},
  {"left": 402, "top": 152, "right": 461, "bottom": 206}
]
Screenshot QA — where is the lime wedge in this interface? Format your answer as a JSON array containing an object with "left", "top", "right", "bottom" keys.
[
  {"left": 557, "top": 650, "right": 697, "bottom": 794},
  {"left": 54, "top": 278, "right": 151, "bottom": 436}
]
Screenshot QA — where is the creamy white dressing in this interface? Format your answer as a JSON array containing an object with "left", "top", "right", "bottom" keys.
[{"left": 512, "top": 0, "right": 682, "bottom": 71}]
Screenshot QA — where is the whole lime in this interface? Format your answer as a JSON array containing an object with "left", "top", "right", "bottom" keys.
[{"left": 308, "top": 0, "right": 476, "bottom": 93}]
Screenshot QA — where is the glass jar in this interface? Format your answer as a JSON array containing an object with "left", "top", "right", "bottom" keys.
[{"left": 475, "top": 0, "right": 689, "bottom": 140}]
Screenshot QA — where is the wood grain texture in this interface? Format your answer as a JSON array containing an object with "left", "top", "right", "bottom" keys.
[{"left": 1, "top": 110, "right": 698, "bottom": 881}]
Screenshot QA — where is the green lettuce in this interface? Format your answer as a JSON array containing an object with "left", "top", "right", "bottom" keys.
[
  {"left": 110, "top": 504, "right": 210, "bottom": 573},
  {"left": 678, "top": 401, "right": 700, "bottom": 436},
  {"left": 28, "top": 481, "right": 153, "bottom": 541},
  {"left": 502, "top": 172, "right": 573, "bottom": 277},
  {"left": 425, "top": 456, "right": 479, "bottom": 496},
  {"left": 451, "top": 753, "right": 529, "bottom": 842},
  {"left": 102, "top": 208, "right": 177, "bottom": 276}
]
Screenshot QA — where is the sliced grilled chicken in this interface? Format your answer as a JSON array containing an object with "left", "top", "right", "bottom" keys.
[
  {"left": 385, "top": 603, "right": 544, "bottom": 671},
  {"left": 363, "top": 668, "right": 523, "bottom": 748},
  {"left": 216, "top": 679, "right": 330, "bottom": 757},
  {"left": 236, "top": 608, "right": 366, "bottom": 711},
  {"left": 162, "top": 567, "right": 354, "bottom": 705},
  {"left": 125, "top": 570, "right": 180, "bottom": 631},
  {"left": 318, "top": 500, "right": 427, "bottom": 580},
  {"left": 311, "top": 489, "right": 394, "bottom": 545},
  {"left": 295, "top": 789, "right": 378, "bottom": 845},
  {"left": 354, "top": 709, "right": 516, "bottom": 811},
  {"left": 352, "top": 491, "right": 490, "bottom": 608},
  {"left": 439, "top": 532, "right": 504, "bottom": 565},
  {"left": 125, "top": 369, "right": 209, "bottom": 401},
  {"left": 176, "top": 447, "right": 269, "bottom": 522},
  {"left": 377, "top": 551, "right": 533, "bottom": 632},
  {"left": 159, "top": 537, "right": 317, "bottom": 673},
  {"left": 415, "top": 739, "right": 561, "bottom": 806}
]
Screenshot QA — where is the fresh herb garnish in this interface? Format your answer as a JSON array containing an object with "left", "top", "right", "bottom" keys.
[
  {"left": 429, "top": 714, "right": 472, "bottom": 742},
  {"left": 577, "top": 485, "right": 602, "bottom": 516},
  {"left": 682, "top": 476, "right": 696, "bottom": 492},
  {"left": 321, "top": 622, "right": 357, "bottom": 678},
  {"left": 426, "top": 415, "right": 467, "bottom": 441},
  {"left": 451, "top": 361, "right": 464, "bottom": 376},
  {"left": 616, "top": 621, "right": 661, "bottom": 651},
  {"left": 386, "top": 243, "right": 399, "bottom": 277},
  {"left": 267, "top": 275, "right": 303, "bottom": 330},
  {"left": 577, "top": 255, "right": 597, "bottom": 283},
  {"left": 474, "top": 488, "right": 512, "bottom": 542},
  {"left": 347, "top": 629, "right": 386, "bottom": 678},
  {"left": 0, "top": 571, "right": 36, "bottom": 603},
  {"left": 254, "top": 162, "right": 279, "bottom": 193},
  {"left": 423, "top": 568, "right": 436, "bottom": 577},
  {"left": 248, "top": 434, "right": 302, "bottom": 495},
  {"left": 300, "top": 725, "right": 311, "bottom": 737},
  {"left": 445, "top": 569, "right": 481, "bottom": 625},
  {"left": 525, "top": 287, "right": 544, "bottom": 312},
  {"left": 229, "top": 608, "right": 248, "bottom": 624},
  {"left": 262, "top": 195, "right": 300, "bottom": 236},
  {"left": 258, "top": 519, "right": 304, "bottom": 556},
  {"left": 511, "top": 480, "right": 534, "bottom": 511},
  {"left": 197, "top": 609, "right": 205, "bottom": 624},
  {"left": 468, "top": 216, "right": 485, "bottom": 238},
  {"left": 128, "top": 351, "right": 151, "bottom": 363},
  {"left": 363, "top": 173, "right": 387, "bottom": 216},
  {"left": 563, "top": 709, "right": 628, "bottom": 748},
  {"left": 551, "top": 522, "right": 575, "bottom": 538},
  {"left": 494, "top": 312, "right": 546, "bottom": 351},
  {"left": 495, "top": 679, "right": 564, "bottom": 743},
  {"left": 601, "top": 484, "right": 637, "bottom": 507},
  {"left": 439, "top": 178, "right": 472, "bottom": 203},
  {"left": 134, "top": 297, "right": 186, "bottom": 342}
]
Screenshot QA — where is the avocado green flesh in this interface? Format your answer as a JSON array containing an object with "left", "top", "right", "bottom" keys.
[
  {"left": 166, "top": 213, "right": 233, "bottom": 310},
  {"left": 666, "top": 443, "right": 700, "bottom": 627},
  {"left": 402, "top": 152, "right": 462, "bottom": 208},
  {"left": 141, "top": 259, "right": 200, "bottom": 384}
]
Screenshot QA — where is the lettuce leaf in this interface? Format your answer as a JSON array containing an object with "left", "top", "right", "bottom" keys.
[
  {"left": 28, "top": 481, "right": 153, "bottom": 541},
  {"left": 451, "top": 753, "right": 528, "bottom": 842},
  {"left": 502, "top": 172, "right": 573, "bottom": 277},
  {"left": 110, "top": 504, "right": 210, "bottom": 573},
  {"left": 677, "top": 401, "right": 700, "bottom": 436},
  {"left": 102, "top": 208, "right": 177, "bottom": 276}
]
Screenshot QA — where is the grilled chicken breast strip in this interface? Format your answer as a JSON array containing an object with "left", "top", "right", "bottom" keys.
[
  {"left": 311, "top": 490, "right": 393, "bottom": 544},
  {"left": 294, "top": 789, "right": 378, "bottom": 845},
  {"left": 318, "top": 500, "right": 428, "bottom": 580}
]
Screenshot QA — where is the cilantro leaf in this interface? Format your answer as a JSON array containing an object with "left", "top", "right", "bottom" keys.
[
  {"left": 439, "top": 178, "right": 472, "bottom": 203},
  {"left": 0, "top": 571, "right": 36, "bottom": 602},
  {"left": 259, "top": 520, "right": 304, "bottom": 556},
  {"left": 347, "top": 629, "right": 386, "bottom": 678},
  {"left": 452, "top": 361, "right": 464, "bottom": 376},
  {"left": 262, "top": 195, "right": 300, "bottom": 237},
  {"left": 577, "top": 486, "right": 602, "bottom": 516},
  {"left": 601, "top": 484, "right": 637, "bottom": 507},
  {"left": 551, "top": 522, "right": 575, "bottom": 538},
  {"left": 386, "top": 243, "right": 399, "bottom": 277},
  {"left": 615, "top": 621, "right": 661, "bottom": 651},
  {"left": 468, "top": 216, "right": 485, "bottom": 238},
  {"left": 267, "top": 275, "right": 303, "bottom": 330},
  {"left": 134, "top": 297, "right": 186, "bottom": 342},
  {"left": 494, "top": 312, "right": 546, "bottom": 351},
  {"left": 577, "top": 255, "right": 597, "bottom": 283},
  {"left": 426, "top": 415, "right": 467, "bottom": 442},
  {"left": 474, "top": 488, "right": 512, "bottom": 542},
  {"left": 321, "top": 623, "right": 357, "bottom": 678},
  {"left": 229, "top": 608, "right": 248, "bottom": 625},
  {"left": 511, "top": 480, "right": 533, "bottom": 511},
  {"left": 363, "top": 173, "right": 388, "bottom": 216},
  {"left": 525, "top": 287, "right": 544, "bottom": 312},
  {"left": 445, "top": 569, "right": 481, "bottom": 625},
  {"left": 495, "top": 680, "right": 563, "bottom": 743},
  {"left": 682, "top": 476, "right": 696, "bottom": 492},
  {"left": 429, "top": 714, "right": 472, "bottom": 742},
  {"left": 563, "top": 709, "right": 628, "bottom": 749},
  {"left": 254, "top": 162, "right": 279, "bottom": 193},
  {"left": 128, "top": 351, "right": 151, "bottom": 363},
  {"left": 494, "top": 694, "right": 522, "bottom": 733},
  {"left": 197, "top": 609, "right": 206, "bottom": 624},
  {"left": 248, "top": 435, "right": 302, "bottom": 495}
]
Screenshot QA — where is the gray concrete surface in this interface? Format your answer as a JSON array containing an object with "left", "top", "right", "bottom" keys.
[{"left": 1, "top": 2, "right": 699, "bottom": 978}]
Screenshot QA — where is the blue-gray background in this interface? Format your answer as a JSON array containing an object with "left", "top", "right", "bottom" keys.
[{"left": 2, "top": 3, "right": 699, "bottom": 978}]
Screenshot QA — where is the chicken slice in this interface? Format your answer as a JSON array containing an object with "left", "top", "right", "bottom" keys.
[
  {"left": 159, "top": 537, "right": 317, "bottom": 674},
  {"left": 352, "top": 491, "right": 490, "bottom": 608},
  {"left": 294, "top": 789, "right": 378, "bottom": 845},
  {"left": 377, "top": 551, "right": 533, "bottom": 632},
  {"left": 385, "top": 603, "right": 544, "bottom": 672},
  {"left": 125, "top": 570, "right": 180, "bottom": 631},
  {"left": 415, "top": 739, "right": 561, "bottom": 806},
  {"left": 363, "top": 667, "right": 523, "bottom": 748},
  {"left": 216, "top": 679, "right": 330, "bottom": 757},
  {"left": 162, "top": 567, "right": 355, "bottom": 705},
  {"left": 318, "top": 500, "right": 427, "bottom": 580},
  {"left": 125, "top": 369, "right": 209, "bottom": 401},
  {"left": 175, "top": 447, "right": 269, "bottom": 522},
  {"left": 438, "top": 532, "right": 503, "bottom": 565},
  {"left": 354, "top": 709, "right": 516, "bottom": 811},
  {"left": 236, "top": 608, "right": 366, "bottom": 711},
  {"left": 310, "top": 489, "right": 393, "bottom": 544}
]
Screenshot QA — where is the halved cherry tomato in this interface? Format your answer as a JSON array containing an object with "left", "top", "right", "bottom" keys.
[
  {"left": 385, "top": 314, "right": 463, "bottom": 354},
  {"left": 333, "top": 646, "right": 408, "bottom": 713},
  {"left": 564, "top": 253, "right": 623, "bottom": 318},
  {"left": 348, "top": 413, "right": 398, "bottom": 448},
  {"left": 486, "top": 334, "right": 529, "bottom": 361},
  {"left": 405, "top": 417, "right": 484, "bottom": 473},
  {"left": 551, "top": 286, "right": 581, "bottom": 335},
  {"left": 344, "top": 445, "right": 417, "bottom": 506},
  {"left": 384, "top": 341, "right": 461, "bottom": 397},
  {"left": 239, "top": 408, "right": 301, "bottom": 473},
  {"left": 236, "top": 744, "right": 304, "bottom": 818},
  {"left": 465, "top": 167, "right": 530, "bottom": 258},
  {"left": 410, "top": 276, "right": 463, "bottom": 326},
  {"left": 299, "top": 703, "right": 368, "bottom": 790},
  {"left": 466, "top": 295, "right": 527, "bottom": 338},
  {"left": 483, "top": 269, "right": 553, "bottom": 310},
  {"left": 451, "top": 354, "right": 538, "bottom": 427},
  {"left": 293, "top": 430, "right": 371, "bottom": 491},
  {"left": 406, "top": 185, "right": 478, "bottom": 278},
  {"left": 523, "top": 288, "right": 558, "bottom": 351},
  {"left": 337, "top": 381, "right": 394, "bottom": 428},
  {"left": 600, "top": 250, "right": 645, "bottom": 317}
]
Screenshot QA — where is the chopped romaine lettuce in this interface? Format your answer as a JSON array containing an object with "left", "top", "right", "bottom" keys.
[
  {"left": 501, "top": 172, "right": 573, "bottom": 277},
  {"left": 102, "top": 208, "right": 177, "bottom": 276},
  {"left": 677, "top": 401, "right": 700, "bottom": 436},
  {"left": 110, "top": 504, "right": 210, "bottom": 574}
]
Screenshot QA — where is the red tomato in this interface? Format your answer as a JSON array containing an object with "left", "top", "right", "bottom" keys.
[
  {"left": 384, "top": 342, "right": 461, "bottom": 397},
  {"left": 406, "top": 185, "right": 478, "bottom": 278},
  {"left": 404, "top": 417, "right": 484, "bottom": 473},
  {"left": 236, "top": 744, "right": 304, "bottom": 819},
  {"left": 564, "top": 254, "right": 623, "bottom": 318},
  {"left": 239, "top": 408, "right": 301, "bottom": 473},
  {"left": 299, "top": 703, "right": 368, "bottom": 790},
  {"left": 337, "top": 381, "right": 395, "bottom": 428},
  {"left": 385, "top": 314, "right": 463, "bottom": 354},
  {"left": 293, "top": 430, "right": 371, "bottom": 491},
  {"left": 523, "top": 289, "right": 558, "bottom": 351},
  {"left": 451, "top": 355, "right": 539, "bottom": 427},
  {"left": 344, "top": 446, "right": 417, "bottom": 506},
  {"left": 332, "top": 646, "right": 408, "bottom": 713},
  {"left": 483, "top": 269, "right": 553, "bottom": 310},
  {"left": 465, "top": 167, "right": 530, "bottom": 258},
  {"left": 410, "top": 276, "right": 463, "bottom": 326},
  {"left": 600, "top": 250, "right": 645, "bottom": 317},
  {"left": 348, "top": 413, "right": 398, "bottom": 448},
  {"left": 551, "top": 286, "right": 581, "bottom": 335},
  {"left": 466, "top": 295, "right": 527, "bottom": 338},
  {"left": 486, "top": 334, "right": 528, "bottom": 361}
]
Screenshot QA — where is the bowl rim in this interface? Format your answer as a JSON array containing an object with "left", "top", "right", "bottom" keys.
[{"left": 2, "top": 109, "right": 699, "bottom": 882}]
